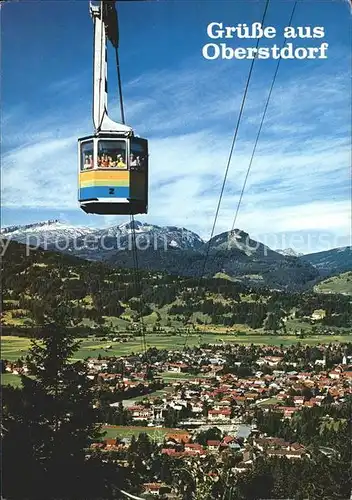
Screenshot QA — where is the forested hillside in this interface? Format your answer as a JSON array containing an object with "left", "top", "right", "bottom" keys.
[
  {"left": 301, "top": 246, "right": 352, "bottom": 275},
  {"left": 1, "top": 239, "right": 351, "bottom": 337}
]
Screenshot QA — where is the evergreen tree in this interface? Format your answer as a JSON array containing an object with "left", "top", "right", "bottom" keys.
[{"left": 1, "top": 301, "right": 113, "bottom": 499}]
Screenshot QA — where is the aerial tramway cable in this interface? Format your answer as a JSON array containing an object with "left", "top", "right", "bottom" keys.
[
  {"left": 231, "top": 1, "right": 298, "bottom": 233},
  {"left": 129, "top": 213, "right": 148, "bottom": 356},
  {"left": 204, "top": 1, "right": 299, "bottom": 334},
  {"left": 115, "top": 47, "right": 126, "bottom": 126},
  {"left": 183, "top": 0, "right": 270, "bottom": 350},
  {"left": 204, "top": 0, "right": 298, "bottom": 342},
  {"left": 112, "top": 0, "right": 148, "bottom": 358},
  {"left": 96, "top": 5, "right": 107, "bottom": 132}
]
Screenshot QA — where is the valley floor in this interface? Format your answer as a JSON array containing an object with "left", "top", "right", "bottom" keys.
[{"left": 2, "top": 332, "right": 352, "bottom": 385}]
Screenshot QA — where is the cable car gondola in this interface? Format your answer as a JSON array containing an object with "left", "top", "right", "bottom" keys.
[{"left": 78, "top": 1, "right": 148, "bottom": 215}]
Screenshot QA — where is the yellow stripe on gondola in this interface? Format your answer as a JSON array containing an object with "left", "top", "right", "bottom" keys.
[{"left": 80, "top": 170, "right": 129, "bottom": 181}]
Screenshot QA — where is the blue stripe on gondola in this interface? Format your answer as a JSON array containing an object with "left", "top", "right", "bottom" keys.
[{"left": 79, "top": 186, "right": 130, "bottom": 200}]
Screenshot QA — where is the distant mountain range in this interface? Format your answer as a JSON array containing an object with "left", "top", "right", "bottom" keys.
[
  {"left": 0, "top": 220, "right": 96, "bottom": 241},
  {"left": 300, "top": 246, "right": 352, "bottom": 276},
  {"left": 0, "top": 219, "right": 203, "bottom": 251},
  {"left": 2, "top": 219, "right": 351, "bottom": 291}
]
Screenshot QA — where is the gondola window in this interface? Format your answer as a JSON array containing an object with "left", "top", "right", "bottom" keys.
[
  {"left": 97, "top": 140, "right": 127, "bottom": 169},
  {"left": 81, "top": 141, "right": 94, "bottom": 171}
]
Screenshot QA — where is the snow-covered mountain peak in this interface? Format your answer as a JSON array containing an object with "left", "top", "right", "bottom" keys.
[
  {"left": 96, "top": 221, "right": 204, "bottom": 250},
  {"left": 1, "top": 219, "right": 95, "bottom": 244},
  {"left": 1, "top": 219, "right": 61, "bottom": 234},
  {"left": 2, "top": 219, "right": 205, "bottom": 251},
  {"left": 118, "top": 220, "right": 144, "bottom": 232},
  {"left": 276, "top": 248, "right": 304, "bottom": 257}
]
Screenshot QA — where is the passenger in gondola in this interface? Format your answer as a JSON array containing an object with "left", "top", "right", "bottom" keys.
[
  {"left": 107, "top": 155, "right": 114, "bottom": 167},
  {"left": 130, "top": 153, "right": 137, "bottom": 169},
  {"left": 101, "top": 154, "right": 109, "bottom": 167},
  {"left": 117, "top": 154, "right": 126, "bottom": 168},
  {"left": 83, "top": 155, "right": 91, "bottom": 169},
  {"left": 136, "top": 155, "right": 144, "bottom": 169}
]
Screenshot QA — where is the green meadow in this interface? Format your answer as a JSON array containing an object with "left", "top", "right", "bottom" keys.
[
  {"left": 101, "top": 425, "right": 185, "bottom": 442},
  {"left": 2, "top": 333, "right": 351, "bottom": 387},
  {"left": 2, "top": 333, "right": 352, "bottom": 364}
]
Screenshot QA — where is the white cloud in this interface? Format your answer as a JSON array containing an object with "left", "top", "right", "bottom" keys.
[{"left": 1, "top": 51, "right": 350, "bottom": 252}]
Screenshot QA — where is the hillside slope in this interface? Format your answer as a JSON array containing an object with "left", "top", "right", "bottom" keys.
[
  {"left": 105, "top": 244, "right": 319, "bottom": 292},
  {"left": 1, "top": 240, "right": 351, "bottom": 337},
  {"left": 301, "top": 246, "right": 352, "bottom": 275},
  {"left": 314, "top": 271, "right": 352, "bottom": 295}
]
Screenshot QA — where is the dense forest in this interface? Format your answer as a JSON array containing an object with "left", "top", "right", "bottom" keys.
[{"left": 2, "top": 239, "right": 351, "bottom": 337}]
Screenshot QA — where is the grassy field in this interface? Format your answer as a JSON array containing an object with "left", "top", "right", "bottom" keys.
[
  {"left": 2, "top": 333, "right": 352, "bottom": 388},
  {"left": 2, "top": 333, "right": 352, "bottom": 364},
  {"left": 130, "top": 387, "right": 175, "bottom": 402},
  {"left": 257, "top": 397, "right": 280, "bottom": 406},
  {"left": 314, "top": 272, "right": 352, "bottom": 295},
  {"left": 1, "top": 373, "right": 24, "bottom": 387},
  {"left": 101, "top": 425, "right": 185, "bottom": 442},
  {"left": 1, "top": 336, "right": 31, "bottom": 361},
  {"left": 161, "top": 372, "right": 210, "bottom": 382}
]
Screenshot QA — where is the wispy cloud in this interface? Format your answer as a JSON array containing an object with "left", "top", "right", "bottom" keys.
[
  {"left": 45, "top": 72, "right": 90, "bottom": 95},
  {"left": 2, "top": 46, "right": 350, "bottom": 252}
]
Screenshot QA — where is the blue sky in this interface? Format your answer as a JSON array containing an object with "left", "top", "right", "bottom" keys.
[{"left": 2, "top": 0, "right": 351, "bottom": 253}]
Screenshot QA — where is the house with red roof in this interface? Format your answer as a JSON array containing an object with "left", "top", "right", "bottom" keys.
[
  {"left": 208, "top": 409, "right": 231, "bottom": 421},
  {"left": 143, "top": 482, "right": 171, "bottom": 496},
  {"left": 184, "top": 443, "right": 204, "bottom": 454},
  {"left": 207, "top": 440, "right": 221, "bottom": 451}
]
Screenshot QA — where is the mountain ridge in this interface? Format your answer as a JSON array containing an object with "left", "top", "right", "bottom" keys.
[
  {"left": 0, "top": 219, "right": 204, "bottom": 251},
  {"left": 301, "top": 245, "right": 352, "bottom": 275},
  {"left": 2, "top": 220, "right": 350, "bottom": 291}
]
